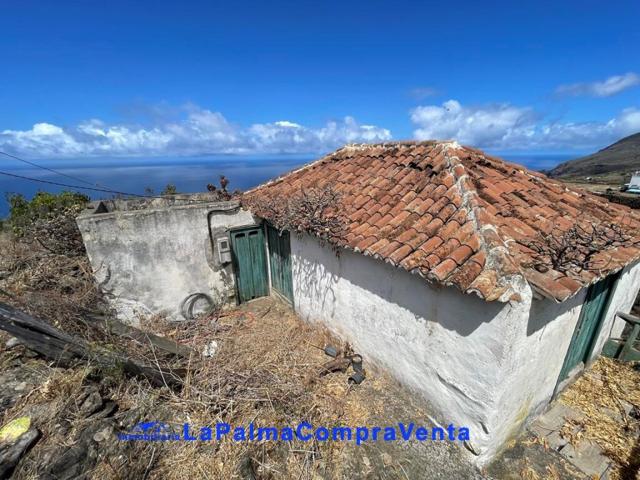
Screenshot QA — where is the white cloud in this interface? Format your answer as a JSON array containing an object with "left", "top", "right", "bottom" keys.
[
  {"left": 0, "top": 106, "right": 392, "bottom": 158},
  {"left": 411, "top": 99, "right": 640, "bottom": 150},
  {"left": 555, "top": 73, "right": 640, "bottom": 97}
]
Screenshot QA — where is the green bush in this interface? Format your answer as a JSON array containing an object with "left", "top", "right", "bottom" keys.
[
  {"left": 7, "top": 191, "right": 90, "bottom": 256},
  {"left": 161, "top": 184, "right": 178, "bottom": 196}
]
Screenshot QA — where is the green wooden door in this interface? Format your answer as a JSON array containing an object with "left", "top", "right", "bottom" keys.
[
  {"left": 558, "top": 273, "right": 619, "bottom": 383},
  {"left": 230, "top": 226, "right": 269, "bottom": 303},
  {"left": 266, "top": 224, "right": 294, "bottom": 304}
]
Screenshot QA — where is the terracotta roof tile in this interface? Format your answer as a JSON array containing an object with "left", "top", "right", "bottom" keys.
[{"left": 245, "top": 141, "right": 640, "bottom": 303}]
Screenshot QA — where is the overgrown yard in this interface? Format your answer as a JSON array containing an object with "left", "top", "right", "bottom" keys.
[{"left": 0, "top": 227, "right": 482, "bottom": 479}]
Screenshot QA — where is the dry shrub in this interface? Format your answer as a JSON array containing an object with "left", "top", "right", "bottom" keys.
[
  {"left": 6, "top": 191, "right": 89, "bottom": 257},
  {"left": 0, "top": 227, "right": 105, "bottom": 339},
  {"left": 521, "top": 220, "right": 640, "bottom": 275},
  {"left": 243, "top": 185, "right": 348, "bottom": 247}
]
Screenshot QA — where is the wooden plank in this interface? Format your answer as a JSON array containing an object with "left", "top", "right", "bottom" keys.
[
  {"left": 100, "top": 316, "right": 193, "bottom": 358},
  {"left": 0, "top": 302, "right": 183, "bottom": 389}
]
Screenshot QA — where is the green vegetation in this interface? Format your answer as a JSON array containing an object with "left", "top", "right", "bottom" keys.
[
  {"left": 161, "top": 184, "right": 178, "bottom": 195},
  {"left": 6, "top": 191, "right": 90, "bottom": 255}
]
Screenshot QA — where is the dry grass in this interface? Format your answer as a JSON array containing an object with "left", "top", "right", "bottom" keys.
[
  {"left": 559, "top": 357, "right": 640, "bottom": 480},
  {"left": 127, "top": 299, "right": 388, "bottom": 479},
  {"left": 1, "top": 288, "right": 392, "bottom": 479},
  {"left": 0, "top": 233, "right": 104, "bottom": 338},
  {"left": 1, "top": 228, "right": 394, "bottom": 478}
]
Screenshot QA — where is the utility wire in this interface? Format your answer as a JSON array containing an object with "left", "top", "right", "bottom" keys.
[
  {"left": 0, "top": 169, "right": 149, "bottom": 197},
  {"left": 0, "top": 150, "right": 116, "bottom": 190},
  {"left": 0, "top": 169, "right": 234, "bottom": 204}
]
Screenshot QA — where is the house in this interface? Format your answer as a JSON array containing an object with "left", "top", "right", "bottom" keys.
[
  {"left": 78, "top": 141, "right": 640, "bottom": 463},
  {"left": 242, "top": 141, "right": 640, "bottom": 462}
]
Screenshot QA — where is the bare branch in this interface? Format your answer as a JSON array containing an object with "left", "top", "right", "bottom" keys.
[
  {"left": 520, "top": 220, "right": 640, "bottom": 275},
  {"left": 243, "top": 185, "right": 348, "bottom": 247}
]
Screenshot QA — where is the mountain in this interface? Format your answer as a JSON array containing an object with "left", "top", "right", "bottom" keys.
[{"left": 548, "top": 132, "right": 640, "bottom": 181}]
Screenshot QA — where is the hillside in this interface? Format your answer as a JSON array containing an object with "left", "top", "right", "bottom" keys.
[{"left": 548, "top": 132, "right": 640, "bottom": 182}]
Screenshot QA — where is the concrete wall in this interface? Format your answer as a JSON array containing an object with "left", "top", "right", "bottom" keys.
[
  {"left": 289, "top": 234, "right": 640, "bottom": 463},
  {"left": 77, "top": 200, "right": 255, "bottom": 323}
]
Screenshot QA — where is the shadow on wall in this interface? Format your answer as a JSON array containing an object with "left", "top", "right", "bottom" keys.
[
  {"left": 292, "top": 236, "right": 507, "bottom": 337},
  {"left": 527, "top": 292, "right": 584, "bottom": 337}
]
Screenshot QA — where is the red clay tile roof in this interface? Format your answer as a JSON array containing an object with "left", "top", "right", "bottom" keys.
[{"left": 244, "top": 141, "right": 640, "bottom": 302}]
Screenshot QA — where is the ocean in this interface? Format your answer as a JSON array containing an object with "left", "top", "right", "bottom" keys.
[{"left": 0, "top": 154, "right": 575, "bottom": 218}]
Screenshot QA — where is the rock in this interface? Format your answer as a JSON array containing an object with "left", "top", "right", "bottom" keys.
[
  {"left": 5, "top": 337, "right": 21, "bottom": 349},
  {"left": 13, "top": 382, "right": 27, "bottom": 392},
  {"left": 92, "top": 425, "right": 113, "bottom": 443},
  {"left": 78, "top": 390, "right": 103, "bottom": 418},
  {"left": 560, "top": 439, "right": 611, "bottom": 478},
  {"left": 202, "top": 340, "right": 218, "bottom": 357}
]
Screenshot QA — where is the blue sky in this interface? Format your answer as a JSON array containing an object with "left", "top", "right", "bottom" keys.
[{"left": 0, "top": 0, "right": 639, "bottom": 158}]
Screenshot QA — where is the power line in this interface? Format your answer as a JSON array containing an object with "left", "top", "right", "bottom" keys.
[
  {"left": 0, "top": 169, "right": 149, "bottom": 197},
  {"left": 0, "top": 169, "right": 234, "bottom": 205},
  {"left": 0, "top": 150, "right": 116, "bottom": 190}
]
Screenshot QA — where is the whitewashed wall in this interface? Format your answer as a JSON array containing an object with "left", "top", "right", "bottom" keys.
[
  {"left": 290, "top": 234, "right": 533, "bottom": 462},
  {"left": 290, "top": 234, "right": 640, "bottom": 463},
  {"left": 494, "top": 291, "right": 587, "bottom": 445},
  {"left": 595, "top": 261, "right": 640, "bottom": 353},
  {"left": 78, "top": 201, "right": 255, "bottom": 323}
]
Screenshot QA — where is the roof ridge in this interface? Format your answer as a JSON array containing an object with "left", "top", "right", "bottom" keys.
[{"left": 443, "top": 143, "right": 526, "bottom": 302}]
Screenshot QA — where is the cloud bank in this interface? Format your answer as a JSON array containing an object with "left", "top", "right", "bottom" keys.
[
  {"left": 555, "top": 73, "right": 640, "bottom": 98},
  {"left": 3, "top": 98, "right": 640, "bottom": 158},
  {"left": 411, "top": 99, "right": 640, "bottom": 150},
  {"left": 0, "top": 107, "right": 392, "bottom": 158}
]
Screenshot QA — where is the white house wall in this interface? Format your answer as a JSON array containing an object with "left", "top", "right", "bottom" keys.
[
  {"left": 492, "top": 290, "right": 587, "bottom": 446},
  {"left": 77, "top": 202, "right": 255, "bottom": 323},
  {"left": 290, "top": 234, "right": 536, "bottom": 462},
  {"left": 290, "top": 234, "right": 640, "bottom": 463},
  {"left": 594, "top": 261, "right": 640, "bottom": 354}
]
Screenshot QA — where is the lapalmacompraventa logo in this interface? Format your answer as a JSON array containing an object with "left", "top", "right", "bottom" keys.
[{"left": 119, "top": 421, "right": 470, "bottom": 445}]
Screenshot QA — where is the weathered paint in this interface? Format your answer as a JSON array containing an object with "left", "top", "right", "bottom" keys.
[
  {"left": 289, "top": 233, "right": 640, "bottom": 463},
  {"left": 230, "top": 226, "right": 269, "bottom": 303},
  {"left": 558, "top": 274, "right": 619, "bottom": 383},
  {"left": 596, "top": 260, "right": 640, "bottom": 353},
  {"left": 77, "top": 200, "right": 256, "bottom": 323},
  {"left": 266, "top": 225, "right": 294, "bottom": 303}
]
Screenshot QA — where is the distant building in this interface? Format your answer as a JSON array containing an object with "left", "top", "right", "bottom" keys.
[{"left": 629, "top": 171, "right": 640, "bottom": 194}]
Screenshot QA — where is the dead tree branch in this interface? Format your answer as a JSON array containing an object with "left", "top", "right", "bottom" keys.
[
  {"left": 244, "top": 185, "right": 348, "bottom": 246},
  {"left": 521, "top": 221, "right": 640, "bottom": 275}
]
